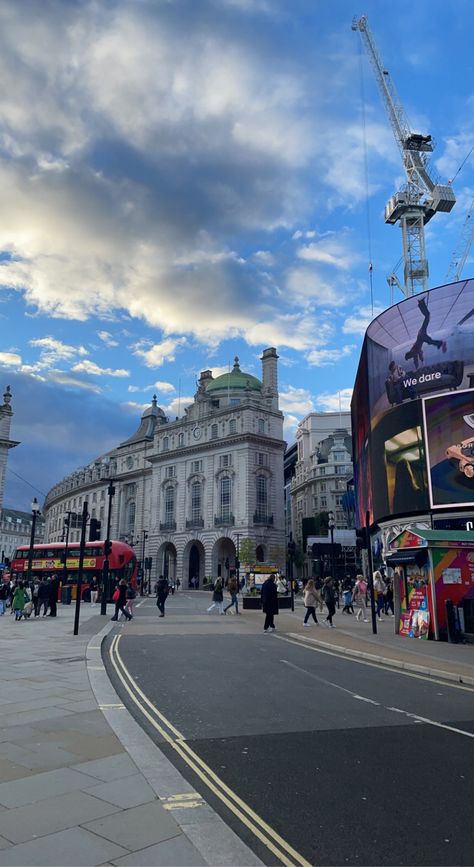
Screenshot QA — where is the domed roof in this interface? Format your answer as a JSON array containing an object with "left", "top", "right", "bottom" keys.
[{"left": 206, "top": 357, "right": 262, "bottom": 393}]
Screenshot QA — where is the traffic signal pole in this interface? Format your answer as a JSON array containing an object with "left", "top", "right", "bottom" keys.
[
  {"left": 366, "top": 510, "right": 377, "bottom": 635},
  {"left": 73, "top": 501, "right": 89, "bottom": 636},
  {"left": 100, "top": 480, "right": 115, "bottom": 616}
]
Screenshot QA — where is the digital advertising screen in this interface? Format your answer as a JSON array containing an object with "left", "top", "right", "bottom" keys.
[
  {"left": 422, "top": 389, "right": 474, "bottom": 509},
  {"left": 351, "top": 279, "right": 474, "bottom": 524}
]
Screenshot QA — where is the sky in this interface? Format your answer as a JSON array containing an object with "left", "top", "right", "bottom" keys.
[{"left": 1, "top": 0, "right": 474, "bottom": 511}]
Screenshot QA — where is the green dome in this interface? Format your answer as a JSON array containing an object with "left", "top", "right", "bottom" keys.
[{"left": 206, "top": 357, "right": 262, "bottom": 393}]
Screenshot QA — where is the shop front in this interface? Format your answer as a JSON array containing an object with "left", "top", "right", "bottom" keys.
[{"left": 386, "top": 529, "right": 474, "bottom": 641}]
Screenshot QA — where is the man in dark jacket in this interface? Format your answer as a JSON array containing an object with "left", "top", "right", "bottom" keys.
[
  {"left": 261, "top": 573, "right": 279, "bottom": 632},
  {"left": 48, "top": 574, "right": 59, "bottom": 617},
  {"left": 156, "top": 575, "right": 169, "bottom": 618}
]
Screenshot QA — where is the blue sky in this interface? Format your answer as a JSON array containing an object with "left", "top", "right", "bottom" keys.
[{"left": 1, "top": 0, "right": 474, "bottom": 510}]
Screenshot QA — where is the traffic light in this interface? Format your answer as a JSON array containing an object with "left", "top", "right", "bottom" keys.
[
  {"left": 104, "top": 539, "right": 112, "bottom": 557},
  {"left": 235, "top": 558, "right": 240, "bottom": 570},
  {"left": 355, "top": 528, "right": 367, "bottom": 551},
  {"left": 89, "top": 518, "right": 102, "bottom": 541}
]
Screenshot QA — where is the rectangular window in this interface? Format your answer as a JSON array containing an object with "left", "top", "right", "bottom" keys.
[
  {"left": 320, "top": 482, "right": 326, "bottom": 492},
  {"left": 256, "top": 475, "right": 267, "bottom": 519},
  {"left": 165, "top": 487, "right": 174, "bottom": 523},
  {"left": 211, "top": 424, "right": 218, "bottom": 439},
  {"left": 220, "top": 477, "right": 231, "bottom": 521},
  {"left": 166, "top": 466, "right": 175, "bottom": 478},
  {"left": 220, "top": 454, "right": 231, "bottom": 468},
  {"left": 229, "top": 419, "right": 237, "bottom": 434},
  {"left": 230, "top": 398, "right": 240, "bottom": 405},
  {"left": 321, "top": 497, "right": 327, "bottom": 508},
  {"left": 191, "top": 482, "right": 202, "bottom": 522},
  {"left": 192, "top": 460, "right": 202, "bottom": 473},
  {"left": 256, "top": 453, "right": 266, "bottom": 466},
  {"left": 258, "top": 418, "right": 265, "bottom": 434},
  {"left": 319, "top": 467, "right": 326, "bottom": 475}
]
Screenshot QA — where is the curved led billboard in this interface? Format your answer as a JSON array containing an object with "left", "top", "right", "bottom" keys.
[{"left": 352, "top": 279, "right": 474, "bottom": 525}]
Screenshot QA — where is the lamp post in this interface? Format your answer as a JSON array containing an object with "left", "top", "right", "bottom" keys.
[
  {"left": 328, "top": 510, "right": 337, "bottom": 605},
  {"left": 140, "top": 530, "right": 148, "bottom": 594},
  {"left": 235, "top": 533, "right": 240, "bottom": 591},
  {"left": 100, "top": 480, "right": 116, "bottom": 616},
  {"left": 27, "top": 498, "right": 41, "bottom": 586},
  {"left": 62, "top": 511, "right": 76, "bottom": 587}
]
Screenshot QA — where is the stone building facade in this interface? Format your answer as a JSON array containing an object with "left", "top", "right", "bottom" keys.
[{"left": 43, "top": 349, "right": 286, "bottom": 587}]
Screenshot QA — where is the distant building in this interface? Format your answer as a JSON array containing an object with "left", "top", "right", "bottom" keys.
[
  {"left": 0, "top": 386, "right": 19, "bottom": 514},
  {"left": 290, "top": 412, "right": 353, "bottom": 563},
  {"left": 0, "top": 508, "right": 45, "bottom": 563},
  {"left": 43, "top": 349, "right": 286, "bottom": 586}
]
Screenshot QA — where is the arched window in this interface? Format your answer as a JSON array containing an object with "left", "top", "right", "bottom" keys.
[
  {"left": 127, "top": 501, "right": 136, "bottom": 533},
  {"left": 178, "top": 432, "right": 184, "bottom": 447},
  {"left": 256, "top": 545, "right": 265, "bottom": 562},
  {"left": 256, "top": 475, "right": 267, "bottom": 520},
  {"left": 162, "top": 436, "right": 169, "bottom": 451},
  {"left": 164, "top": 486, "right": 175, "bottom": 524},
  {"left": 191, "top": 481, "right": 202, "bottom": 522},
  {"left": 258, "top": 418, "right": 265, "bottom": 434},
  {"left": 219, "top": 476, "right": 232, "bottom": 522}
]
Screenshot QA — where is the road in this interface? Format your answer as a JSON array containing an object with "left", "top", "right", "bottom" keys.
[{"left": 104, "top": 592, "right": 474, "bottom": 866}]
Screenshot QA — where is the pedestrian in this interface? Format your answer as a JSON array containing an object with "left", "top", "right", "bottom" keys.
[
  {"left": 373, "top": 570, "right": 387, "bottom": 620},
  {"left": 176, "top": 578, "right": 181, "bottom": 591},
  {"left": 342, "top": 576, "right": 354, "bottom": 614},
  {"left": 321, "top": 576, "right": 336, "bottom": 628},
  {"left": 156, "top": 575, "right": 169, "bottom": 618},
  {"left": 31, "top": 579, "right": 41, "bottom": 617},
  {"left": 223, "top": 576, "right": 239, "bottom": 615},
  {"left": 48, "top": 574, "right": 59, "bottom": 617},
  {"left": 0, "top": 579, "right": 9, "bottom": 615},
  {"left": 12, "top": 581, "right": 26, "bottom": 621},
  {"left": 313, "top": 576, "right": 325, "bottom": 612},
  {"left": 125, "top": 581, "right": 136, "bottom": 618},
  {"left": 261, "top": 572, "right": 279, "bottom": 632},
  {"left": 90, "top": 575, "right": 99, "bottom": 605},
  {"left": 207, "top": 578, "right": 224, "bottom": 614},
  {"left": 111, "top": 578, "right": 132, "bottom": 621},
  {"left": 303, "top": 578, "right": 319, "bottom": 626},
  {"left": 384, "top": 576, "right": 394, "bottom": 616},
  {"left": 37, "top": 578, "right": 50, "bottom": 616},
  {"left": 353, "top": 574, "right": 369, "bottom": 621}
]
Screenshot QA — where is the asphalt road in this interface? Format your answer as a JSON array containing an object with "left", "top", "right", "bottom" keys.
[{"left": 104, "top": 593, "right": 474, "bottom": 866}]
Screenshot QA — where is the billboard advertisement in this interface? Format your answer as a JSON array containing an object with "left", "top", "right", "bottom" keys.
[{"left": 352, "top": 279, "right": 474, "bottom": 524}]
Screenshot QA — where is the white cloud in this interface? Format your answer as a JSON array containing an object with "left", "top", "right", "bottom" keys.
[
  {"left": 285, "top": 268, "right": 343, "bottom": 306},
  {"left": 29, "top": 337, "right": 88, "bottom": 361},
  {"left": 97, "top": 330, "right": 119, "bottom": 348},
  {"left": 342, "top": 305, "right": 385, "bottom": 336},
  {"left": 165, "top": 395, "right": 195, "bottom": 418},
  {"left": 47, "top": 371, "right": 102, "bottom": 393},
  {"left": 297, "top": 235, "right": 359, "bottom": 270},
  {"left": 0, "top": 352, "right": 22, "bottom": 367},
  {"left": 132, "top": 337, "right": 187, "bottom": 369},
  {"left": 315, "top": 388, "right": 353, "bottom": 412},
  {"left": 253, "top": 250, "right": 275, "bottom": 266},
  {"left": 306, "top": 344, "right": 356, "bottom": 366},
  {"left": 153, "top": 381, "right": 176, "bottom": 394},
  {"left": 279, "top": 385, "right": 314, "bottom": 415},
  {"left": 71, "top": 360, "right": 129, "bottom": 377}
]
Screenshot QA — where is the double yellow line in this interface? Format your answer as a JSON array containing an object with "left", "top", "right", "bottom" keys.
[{"left": 109, "top": 635, "right": 311, "bottom": 867}]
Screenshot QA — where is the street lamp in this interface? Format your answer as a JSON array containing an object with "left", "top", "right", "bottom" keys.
[
  {"left": 328, "top": 509, "right": 335, "bottom": 577},
  {"left": 27, "top": 498, "right": 41, "bottom": 586},
  {"left": 139, "top": 530, "right": 148, "bottom": 594},
  {"left": 100, "top": 480, "right": 116, "bottom": 616}
]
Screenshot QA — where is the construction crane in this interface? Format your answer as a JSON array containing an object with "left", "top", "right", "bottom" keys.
[
  {"left": 445, "top": 195, "right": 474, "bottom": 281},
  {"left": 353, "top": 15, "right": 456, "bottom": 298}
]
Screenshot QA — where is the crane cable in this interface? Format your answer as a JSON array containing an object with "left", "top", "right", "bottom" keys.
[
  {"left": 358, "top": 36, "right": 374, "bottom": 316},
  {"left": 448, "top": 142, "right": 474, "bottom": 186}
]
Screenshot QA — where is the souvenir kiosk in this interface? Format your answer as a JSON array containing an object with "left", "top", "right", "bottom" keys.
[{"left": 386, "top": 529, "right": 474, "bottom": 641}]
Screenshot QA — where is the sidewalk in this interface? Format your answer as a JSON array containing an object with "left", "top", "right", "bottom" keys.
[
  {"left": 271, "top": 599, "right": 474, "bottom": 685},
  {"left": 0, "top": 604, "right": 260, "bottom": 867}
]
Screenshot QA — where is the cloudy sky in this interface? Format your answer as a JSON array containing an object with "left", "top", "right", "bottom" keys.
[{"left": 1, "top": 0, "right": 473, "bottom": 510}]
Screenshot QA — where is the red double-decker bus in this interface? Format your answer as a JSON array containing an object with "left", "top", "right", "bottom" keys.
[{"left": 10, "top": 540, "right": 138, "bottom": 598}]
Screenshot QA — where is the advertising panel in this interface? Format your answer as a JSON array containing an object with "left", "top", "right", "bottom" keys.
[
  {"left": 352, "top": 279, "right": 474, "bottom": 523},
  {"left": 422, "top": 389, "right": 474, "bottom": 509}
]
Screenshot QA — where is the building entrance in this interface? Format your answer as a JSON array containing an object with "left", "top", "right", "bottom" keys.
[{"left": 189, "top": 544, "right": 200, "bottom": 589}]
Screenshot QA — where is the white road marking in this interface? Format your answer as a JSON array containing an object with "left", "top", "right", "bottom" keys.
[{"left": 280, "top": 659, "right": 474, "bottom": 739}]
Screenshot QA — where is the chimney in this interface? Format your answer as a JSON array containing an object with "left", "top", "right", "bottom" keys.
[{"left": 261, "top": 348, "right": 279, "bottom": 409}]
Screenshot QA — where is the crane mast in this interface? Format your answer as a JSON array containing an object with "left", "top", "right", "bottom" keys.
[
  {"left": 352, "top": 15, "right": 456, "bottom": 297},
  {"left": 446, "top": 195, "right": 474, "bottom": 282}
]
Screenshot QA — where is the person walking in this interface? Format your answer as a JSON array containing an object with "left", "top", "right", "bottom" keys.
[
  {"left": 261, "top": 573, "right": 279, "bottom": 632},
  {"left": 0, "top": 579, "right": 8, "bottom": 615},
  {"left": 223, "top": 576, "right": 239, "bottom": 615},
  {"left": 125, "top": 581, "right": 136, "bottom": 618},
  {"left": 12, "top": 581, "right": 26, "bottom": 621},
  {"left": 156, "top": 575, "right": 169, "bottom": 618},
  {"left": 303, "top": 578, "right": 319, "bottom": 626},
  {"left": 111, "top": 578, "right": 132, "bottom": 621},
  {"left": 37, "top": 578, "right": 50, "bottom": 616},
  {"left": 341, "top": 576, "right": 354, "bottom": 615},
  {"left": 32, "top": 579, "right": 41, "bottom": 617},
  {"left": 353, "top": 574, "right": 369, "bottom": 621},
  {"left": 322, "top": 576, "right": 337, "bottom": 628},
  {"left": 90, "top": 575, "right": 99, "bottom": 605},
  {"left": 314, "top": 576, "right": 325, "bottom": 612},
  {"left": 207, "top": 578, "right": 224, "bottom": 614},
  {"left": 384, "top": 576, "right": 394, "bottom": 616},
  {"left": 373, "top": 570, "right": 387, "bottom": 620},
  {"left": 48, "top": 574, "right": 59, "bottom": 617}
]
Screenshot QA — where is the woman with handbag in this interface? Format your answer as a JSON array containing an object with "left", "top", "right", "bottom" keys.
[{"left": 111, "top": 579, "right": 132, "bottom": 621}]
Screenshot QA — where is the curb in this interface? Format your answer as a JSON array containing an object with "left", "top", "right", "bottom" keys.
[
  {"left": 286, "top": 633, "right": 474, "bottom": 686},
  {"left": 86, "top": 623, "right": 263, "bottom": 867}
]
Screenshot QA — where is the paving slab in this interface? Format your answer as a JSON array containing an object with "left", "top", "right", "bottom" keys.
[
  {"left": 0, "top": 838, "right": 10, "bottom": 852},
  {"left": 72, "top": 753, "right": 139, "bottom": 782},
  {"left": 0, "top": 767, "right": 98, "bottom": 808},
  {"left": 110, "top": 834, "right": 207, "bottom": 866},
  {"left": 87, "top": 774, "right": 157, "bottom": 809},
  {"left": 0, "top": 826, "right": 129, "bottom": 866},
  {"left": 0, "top": 759, "right": 34, "bottom": 784},
  {"left": 0, "top": 790, "right": 121, "bottom": 844},
  {"left": 83, "top": 800, "right": 181, "bottom": 850}
]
